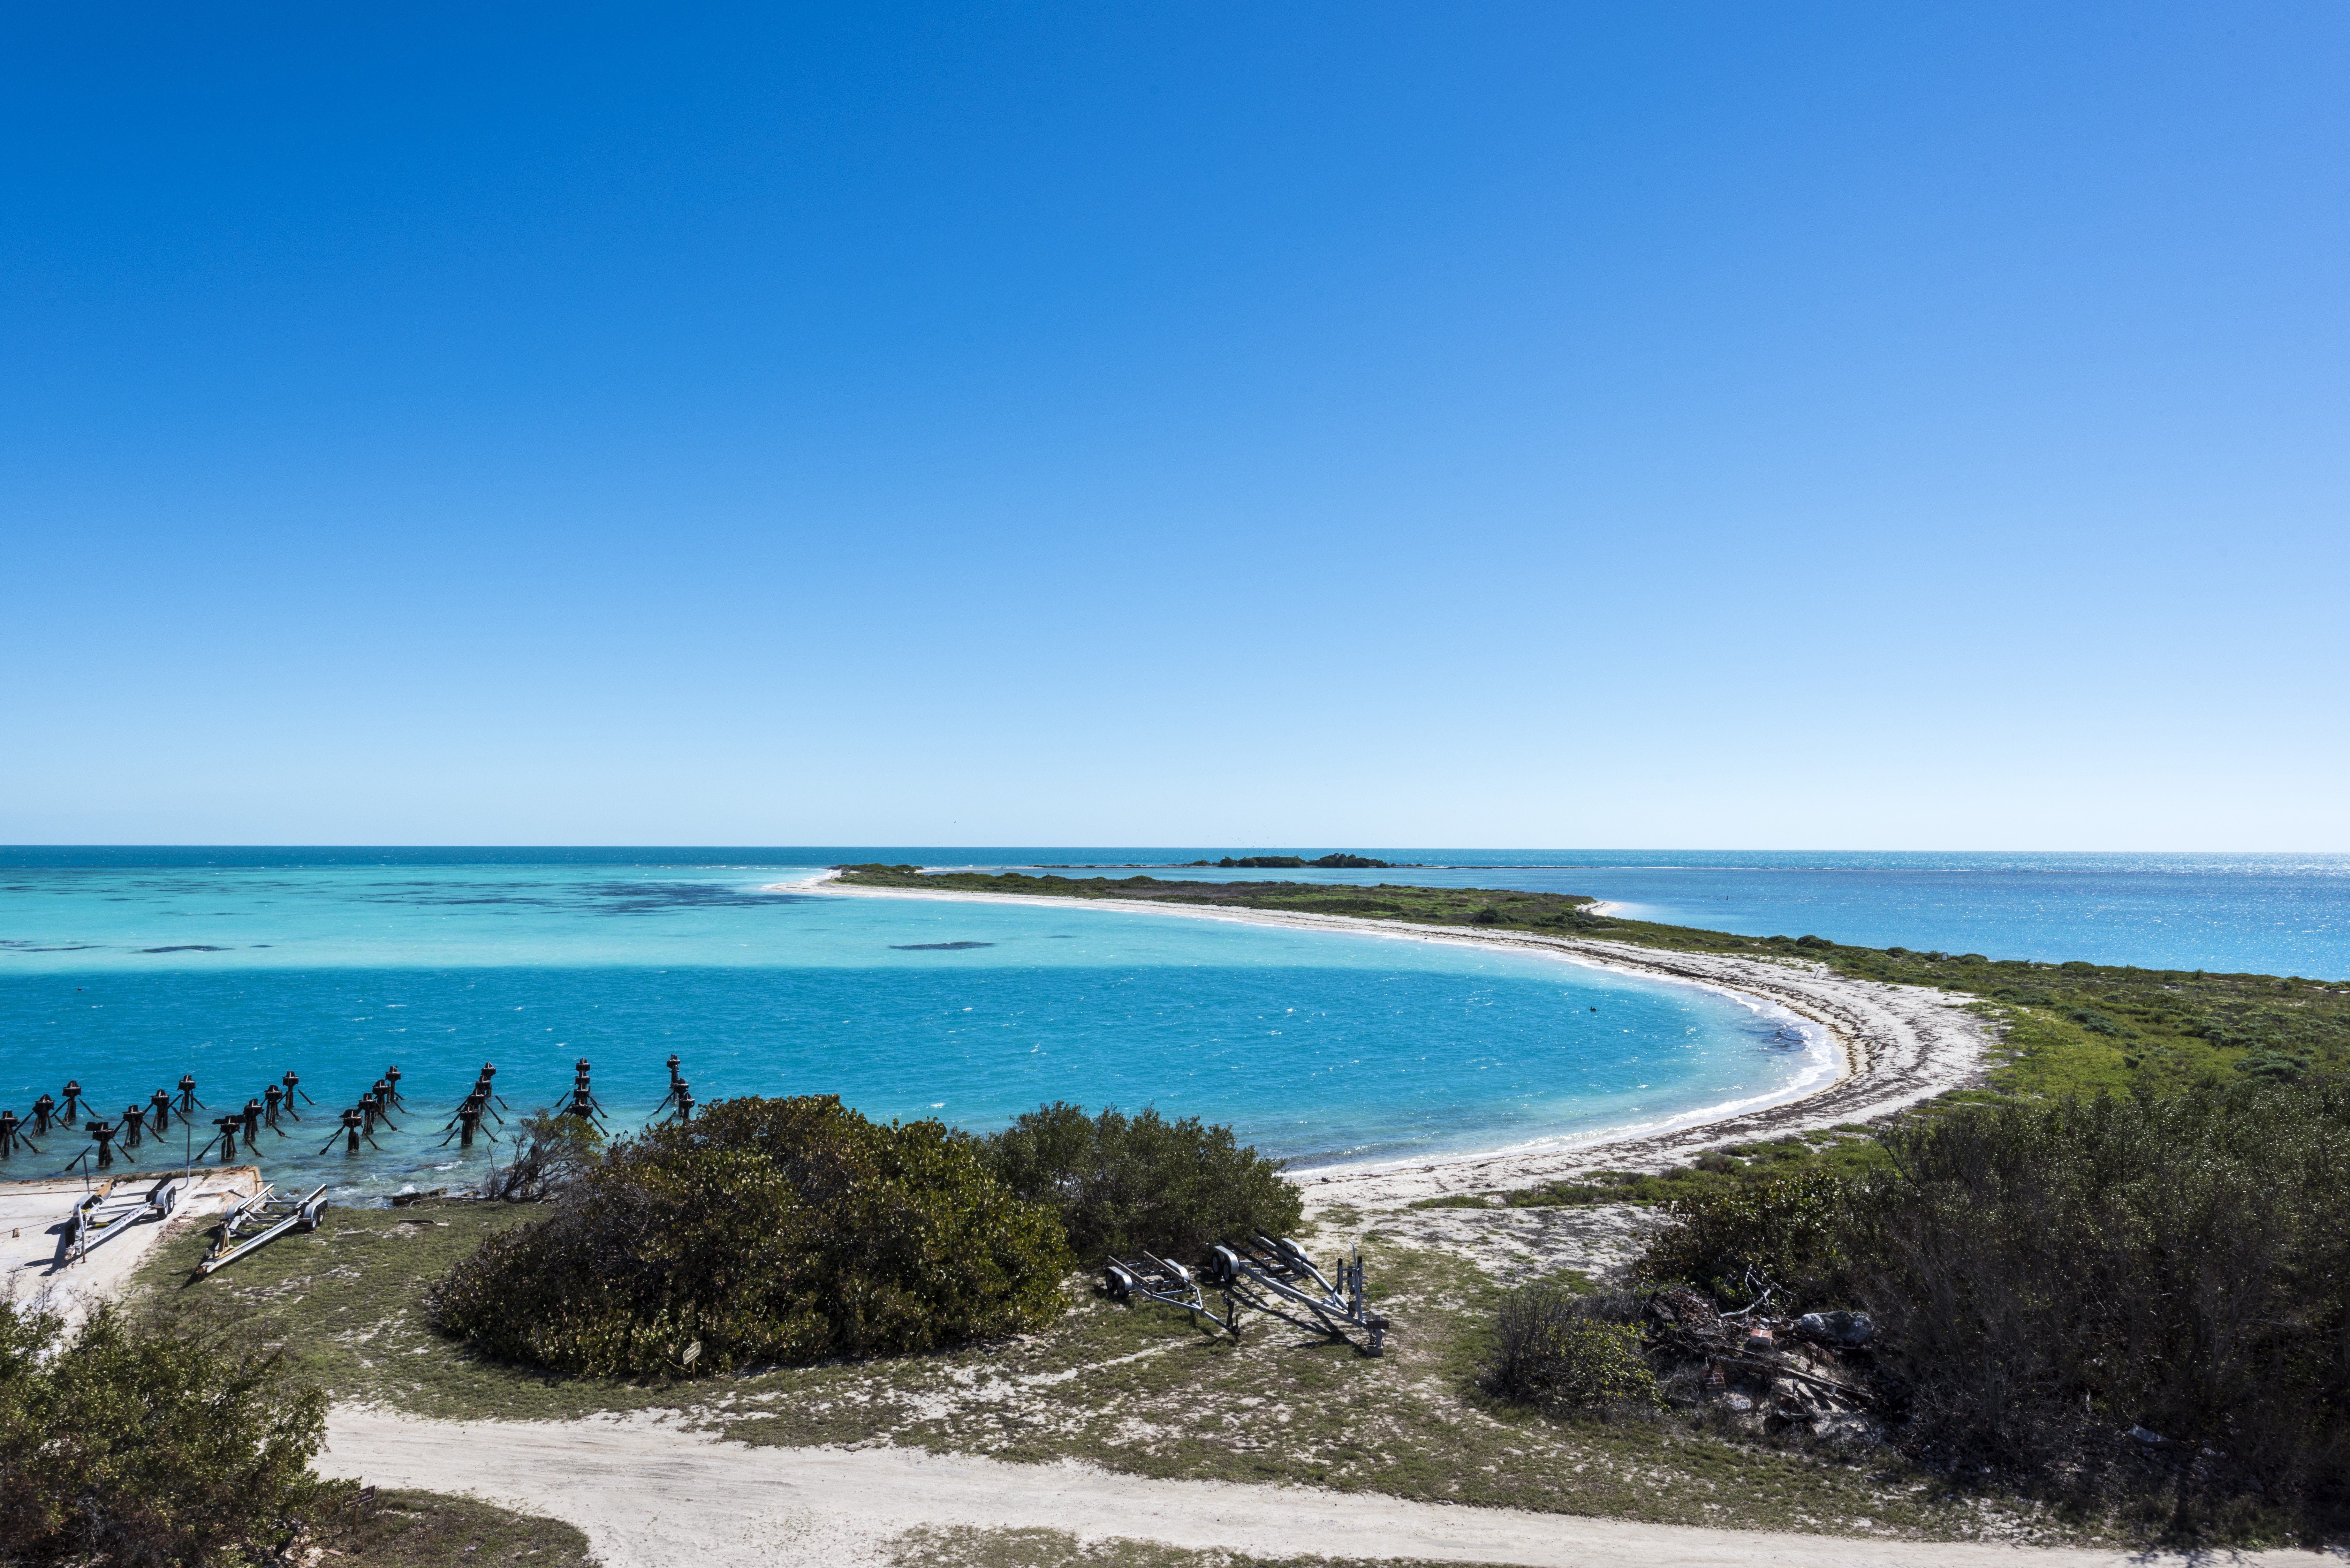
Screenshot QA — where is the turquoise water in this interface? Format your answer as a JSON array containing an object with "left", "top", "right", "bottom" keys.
[
  {"left": 0, "top": 861, "right": 1830, "bottom": 1202},
  {"left": 14, "top": 847, "right": 2343, "bottom": 977}
]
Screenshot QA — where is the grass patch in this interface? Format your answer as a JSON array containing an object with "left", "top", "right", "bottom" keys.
[
  {"left": 324, "top": 1488, "right": 593, "bottom": 1567},
  {"left": 1411, "top": 1133, "right": 1889, "bottom": 1212}
]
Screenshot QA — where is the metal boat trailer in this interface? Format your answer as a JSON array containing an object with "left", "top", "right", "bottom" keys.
[
  {"left": 1105, "top": 1232, "right": 1388, "bottom": 1354},
  {"left": 61, "top": 1176, "right": 180, "bottom": 1265},
  {"left": 198, "top": 1181, "right": 330, "bottom": 1276}
]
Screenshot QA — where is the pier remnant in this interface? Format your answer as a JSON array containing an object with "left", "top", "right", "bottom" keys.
[
  {"left": 32, "top": 1094, "right": 57, "bottom": 1135},
  {"left": 201, "top": 1114, "right": 241, "bottom": 1163},
  {"left": 177, "top": 1074, "right": 204, "bottom": 1114},
  {"left": 121, "top": 1102, "right": 147, "bottom": 1150},
  {"left": 85, "top": 1118, "right": 117, "bottom": 1169},
  {"left": 61, "top": 1081, "right": 89, "bottom": 1122},
  {"left": 0, "top": 1108, "right": 36, "bottom": 1158},
  {"left": 321, "top": 1106, "right": 375, "bottom": 1155},
  {"left": 655, "top": 1057, "right": 691, "bottom": 1121},
  {"left": 564, "top": 1059, "right": 609, "bottom": 1126},
  {"left": 284, "top": 1069, "right": 312, "bottom": 1110},
  {"left": 150, "top": 1088, "right": 172, "bottom": 1132}
]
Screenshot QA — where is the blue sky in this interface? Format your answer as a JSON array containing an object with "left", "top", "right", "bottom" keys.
[{"left": 4, "top": 3, "right": 2344, "bottom": 849}]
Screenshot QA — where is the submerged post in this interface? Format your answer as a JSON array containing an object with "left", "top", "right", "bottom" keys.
[
  {"left": 32, "top": 1094, "right": 57, "bottom": 1136},
  {"left": 86, "top": 1119, "right": 116, "bottom": 1169},
  {"left": 61, "top": 1081, "right": 88, "bottom": 1122},
  {"left": 150, "top": 1088, "right": 172, "bottom": 1133},
  {"left": 121, "top": 1103, "right": 147, "bottom": 1150},
  {"left": 177, "top": 1074, "right": 204, "bottom": 1114}
]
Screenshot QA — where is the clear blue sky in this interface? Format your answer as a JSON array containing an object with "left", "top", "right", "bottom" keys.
[{"left": 4, "top": 4, "right": 2343, "bottom": 849}]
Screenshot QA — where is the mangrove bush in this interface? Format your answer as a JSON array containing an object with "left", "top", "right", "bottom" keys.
[
  {"left": 979, "top": 1102, "right": 1302, "bottom": 1264},
  {"left": 1634, "top": 1081, "right": 2350, "bottom": 1519},
  {"left": 0, "top": 1301, "right": 343, "bottom": 1567},
  {"left": 427, "top": 1095, "right": 1071, "bottom": 1376}
]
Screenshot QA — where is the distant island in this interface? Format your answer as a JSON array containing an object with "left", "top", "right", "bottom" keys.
[{"left": 1182, "top": 853, "right": 1393, "bottom": 869}]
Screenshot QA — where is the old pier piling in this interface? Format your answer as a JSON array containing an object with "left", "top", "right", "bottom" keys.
[{"left": 0, "top": 1108, "right": 36, "bottom": 1158}]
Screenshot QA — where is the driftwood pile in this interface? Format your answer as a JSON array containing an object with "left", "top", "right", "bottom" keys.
[{"left": 1641, "top": 1284, "right": 1880, "bottom": 1440}]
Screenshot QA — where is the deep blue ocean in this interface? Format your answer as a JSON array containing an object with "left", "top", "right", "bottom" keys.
[{"left": 3, "top": 847, "right": 2342, "bottom": 1203}]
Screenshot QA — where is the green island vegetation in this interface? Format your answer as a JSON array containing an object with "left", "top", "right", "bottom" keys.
[
  {"left": 981, "top": 1102, "right": 1304, "bottom": 1262},
  {"left": 0, "top": 1298, "right": 342, "bottom": 1566},
  {"left": 426, "top": 1094, "right": 1075, "bottom": 1374},
  {"left": 1177, "top": 854, "right": 1395, "bottom": 869}
]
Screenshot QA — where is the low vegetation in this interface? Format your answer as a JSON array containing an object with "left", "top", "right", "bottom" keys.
[
  {"left": 325, "top": 1489, "right": 594, "bottom": 1568},
  {"left": 1480, "top": 1280, "right": 1658, "bottom": 1413},
  {"left": 883, "top": 1527, "right": 1511, "bottom": 1568},
  {"left": 0, "top": 1300, "right": 348, "bottom": 1567},
  {"left": 978, "top": 1102, "right": 1302, "bottom": 1264},
  {"left": 1413, "top": 1129, "right": 1889, "bottom": 1213},
  {"left": 425, "top": 1094, "right": 1071, "bottom": 1375},
  {"left": 1617, "top": 1080, "right": 2350, "bottom": 1536}
]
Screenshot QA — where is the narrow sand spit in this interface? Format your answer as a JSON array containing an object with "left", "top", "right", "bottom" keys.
[
  {"left": 320, "top": 1408, "right": 2333, "bottom": 1568},
  {"left": 801, "top": 872, "right": 1996, "bottom": 1209}
]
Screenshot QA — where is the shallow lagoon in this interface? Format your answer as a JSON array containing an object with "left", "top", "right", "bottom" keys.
[{"left": 0, "top": 862, "right": 1829, "bottom": 1202}]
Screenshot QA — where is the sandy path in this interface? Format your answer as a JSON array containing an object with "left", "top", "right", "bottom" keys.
[
  {"left": 805, "top": 875, "right": 1995, "bottom": 1207},
  {"left": 322, "top": 1409, "right": 2327, "bottom": 1568}
]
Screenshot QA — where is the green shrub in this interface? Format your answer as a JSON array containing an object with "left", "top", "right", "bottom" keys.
[
  {"left": 0, "top": 1301, "right": 345, "bottom": 1567},
  {"left": 980, "top": 1102, "right": 1301, "bottom": 1264},
  {"left": 426, "top": 1095, "right": 1072, "bottom": 1376},
  {"left": 1850, "top": 1084, "right": 2350, "bottom": 1506},
  {"left": 1633, "top": 1166, "right": 1853, "bottom": 1307},
  {"left": 1632, "top": 1082, "right": 2350, "bottom": 1522},
  {"left": 1482, "top": 1283, "right": 1659, "bottom": 1412}
]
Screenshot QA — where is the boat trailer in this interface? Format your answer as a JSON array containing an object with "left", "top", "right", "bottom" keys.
[
  {"left": 198, "top": 1181, "right": 331, "bottom": 1276},
  {"left": 60, "top": 1176, "right": 181, "bottom": 1265},
  {"left": 1106, "top": 1233, "right": 1388, "bottom": 1354}
]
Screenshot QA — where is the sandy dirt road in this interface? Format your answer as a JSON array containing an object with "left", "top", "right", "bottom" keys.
[{"left": 323, "top": 1409, "right": 2335, "bottom": 1568}]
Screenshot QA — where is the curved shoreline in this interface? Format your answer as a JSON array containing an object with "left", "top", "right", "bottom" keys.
[{"left": 788, "top": 872, "right": 1995, "bottom": 1206}]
